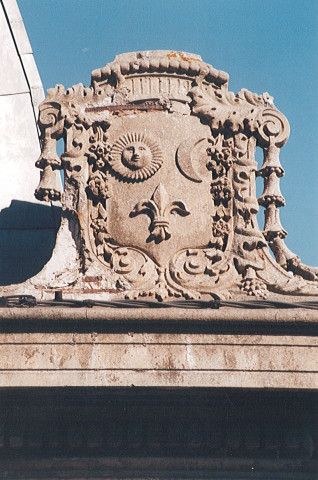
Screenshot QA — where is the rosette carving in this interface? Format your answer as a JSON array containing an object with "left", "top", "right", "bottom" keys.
[{"left": 87, "top": 126, "right": 111, "bottom": 170}]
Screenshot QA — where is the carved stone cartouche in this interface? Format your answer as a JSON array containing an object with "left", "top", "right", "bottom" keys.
[{"left": 33, "top": 50, "right": 318, "bottom": 300}]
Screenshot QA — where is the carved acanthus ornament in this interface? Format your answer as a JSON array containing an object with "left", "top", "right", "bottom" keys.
[{"left": 34, "top": 51, "right": 318, "bottom": 300}]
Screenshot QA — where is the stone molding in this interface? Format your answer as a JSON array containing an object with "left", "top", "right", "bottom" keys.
[{"left": 0, "top": 305, "right": 317, "bottom": 389}]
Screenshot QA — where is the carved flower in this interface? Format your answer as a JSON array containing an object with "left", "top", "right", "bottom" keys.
[
  {"left": 212, "top": 219, "right": 230, "bottom": 237},
  {"left": 87, "top": 171, "right": 110, "bottom": 200},
  {"left": 91, "top": 217, "right": 111, "bottom": 256},
  {"left": 210, "top": 218, "right": 230, "bottom": 249},
  {"left": 208, "top": 146, "right": 232, "bottom": 161},
  {"left": 89, "top": 141, "right": 111, "bottom": 158},
  {"left": 210, "top": 178, "right": 232, "bottom": 202},
  {"left": 212, "top": 147, "right": 230, "bottom": 162},
  {"left": 91, "top": 217, "right": 108, "bottom": 235},
  {"left": 89, "top": 141, "right": 111, "bottom": 169},
  {"left": 207, "top": 146, "right": 234, "bottom": 177}
]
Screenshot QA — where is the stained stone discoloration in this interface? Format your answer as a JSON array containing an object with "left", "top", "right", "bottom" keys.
[{"left": 1, "top": 329, "right": 318, "bottom": 388}]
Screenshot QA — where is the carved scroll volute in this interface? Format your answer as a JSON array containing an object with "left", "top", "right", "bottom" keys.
[
  {"left": 35, "top": 98, "right": 64, "bottom": 202},
  {"left": 257, "top": 108, "right": 290, "bottom": 149}
]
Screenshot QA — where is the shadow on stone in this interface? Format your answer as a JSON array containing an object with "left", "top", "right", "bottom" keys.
[{"left": 0, "top": 200, "right": 61, "bottom": 285}]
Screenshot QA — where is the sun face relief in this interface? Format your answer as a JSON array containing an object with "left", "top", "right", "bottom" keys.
[
  {"left": 109, "top": 133, "right": 163, "bottom": 181},
  {"left": 122, "top": 142, "right": 152, "bottom": 170}
]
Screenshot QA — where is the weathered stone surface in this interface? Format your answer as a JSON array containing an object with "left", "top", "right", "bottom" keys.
[
  {"left": 1, "top": 49, "right": 317, "bottom": 394},
  {"left": 0, "top": 308, "right": 317, "bottom": 388},
  {"left": 10, "top": 49, "right": 315, "bottom": 301}
]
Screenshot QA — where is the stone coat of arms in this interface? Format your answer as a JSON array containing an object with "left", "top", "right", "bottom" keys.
[{"left": 33, "top": 51, "right": 318, "bottom": 300}]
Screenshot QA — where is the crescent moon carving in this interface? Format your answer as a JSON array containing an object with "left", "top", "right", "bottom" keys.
[{"left": 176, "top": 138, "right": 207, "bottom": 183}]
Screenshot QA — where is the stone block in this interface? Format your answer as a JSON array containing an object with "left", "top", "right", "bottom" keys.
[{"left": 0, "top": 320, "right": 316, "bottom": 388}]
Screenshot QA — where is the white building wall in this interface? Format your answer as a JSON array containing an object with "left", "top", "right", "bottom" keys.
[{"left": 0, "top": 0, "right": 60, "bottom": 285}]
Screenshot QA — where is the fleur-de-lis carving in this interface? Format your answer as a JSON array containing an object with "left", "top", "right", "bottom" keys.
[{"left": 131, "top": 183, "right": 190, "bottom": 244}]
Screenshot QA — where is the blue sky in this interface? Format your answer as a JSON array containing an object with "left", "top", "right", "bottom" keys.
[{"left": 18, "top": 0, "right": 318, "bottom": 265}]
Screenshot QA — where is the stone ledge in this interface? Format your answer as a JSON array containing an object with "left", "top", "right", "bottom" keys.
[
  {"left": 0, "top": 305, "right": 317, "bottom": 322},
  {"left": 0, "top": 305, "right": 317, "bottom": 335},
  {"left": 1, "top": 370, "right": 317, "bottom": 389},
  {"left": 0, "top": 306, "right": 317, "bottom": 389}
]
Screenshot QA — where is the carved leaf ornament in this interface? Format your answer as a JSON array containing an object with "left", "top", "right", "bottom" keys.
[{"left": 34, "top": 51, "right": 318, "bottom": 300}]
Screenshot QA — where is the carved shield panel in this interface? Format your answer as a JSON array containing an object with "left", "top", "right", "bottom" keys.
[
  {"left": 84, "top": 99, "right": 240, "bottom": 299},
  {"left": 90, "top": 113, "right": 215, "bottom": 267}
]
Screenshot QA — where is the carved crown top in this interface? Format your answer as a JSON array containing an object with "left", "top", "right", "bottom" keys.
[{"left": 91, "top": 50, "right": 229, "bottom": 88}]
